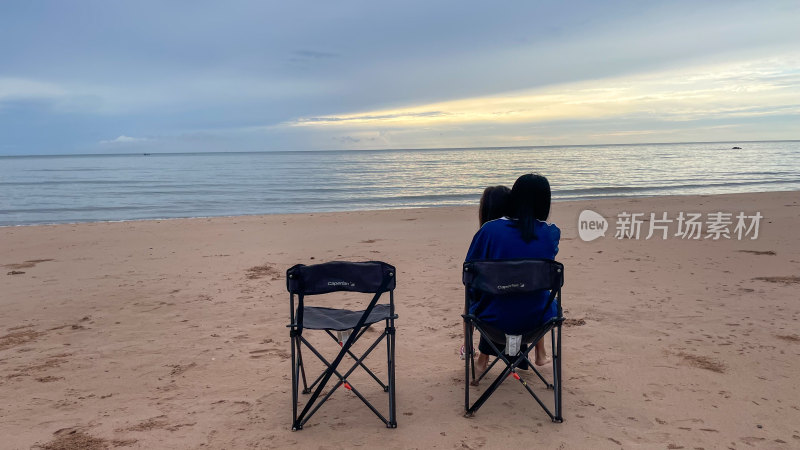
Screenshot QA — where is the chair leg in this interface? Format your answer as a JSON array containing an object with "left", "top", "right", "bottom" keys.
[
  {"left": 325, "top": 329, "right": 387, "bottom": 391},
  {"left": 290, "top": 333, "right": 300, "bottom": 430},
  {"left": 385, "top": 322, "right": 392, "bottom": 394},
  {"left": 554, "top": 325, "right": 563, "bottom": 422},
  {"left": 296, "top": 341, "right": 310, "bottom": 394},
  {"left": 467, "top": 324, "right": 476, "bottom": 382},
  {"left": 465, "top": 322, "right": 565, "bottom": 421},
  {"left": 464, "top": 321, "right": 471, "bottom": 415},
  {"left": 387, "top": 321, "right": 397, "bottom": 427},
  {"left": 295, "top": 330, "right": 397, "bottom": 428},
  {"left": 528, "top": 360, "right": 553, "bottom": 389},
  {"left": 467, "top": 363, "right": 513, "bottom": 416}
]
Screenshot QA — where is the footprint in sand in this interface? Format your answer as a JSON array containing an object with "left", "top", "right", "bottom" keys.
[
  {"left": 118, "top": 416, "right": 169, "bottom": 432},
  {"left": 246, "top": 263, "right": 281, "bottom": 280},
  {"left": 775, "top": 334, "right": 800, "bottom": 342},
  {"left": 35, "top": 376, "right": 64, "bottom": 383},
  {"left": 676, "top": 351, "right": 726, "bottom": 373},
  {"left": 168, "top": 362, "right": 197, "bottom": 377},
  {"left": 119, "top": 415, "right": 197, "bottom": 433},
  {"left": 752, "top": 276, "right": 800, "bottom": 285},
  {"left": 209, "top": 399, "right": 252, "bottom": 415},
  {"left": 457, "top": 436, "right": 487, "bottom": 449},
  {"left": 39, "top": 429, "right": 135, "bottom": 449},
  {"left": 564, "top": 318, "right": 586, "bottom": 327},
  {"left": 249, "top": 348, "right": 290, "bottom": 360},
  {"left": 0, "top": 328, "right": 45, "bottom": 351},
  {"left": 3, "top": 259, "right": 54, "bottom": 270}
]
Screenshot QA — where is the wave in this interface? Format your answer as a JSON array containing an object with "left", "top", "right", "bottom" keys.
[
  {"left": 557, "top": 179, "right": 800, "bottom": 197},
  {"left": 2, "top": 142, "right": 798, "bottom": 226}
]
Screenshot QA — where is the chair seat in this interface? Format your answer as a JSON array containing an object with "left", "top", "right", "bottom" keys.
[{"left": 302, "top": 304, "right": 392, "bottom": 331}]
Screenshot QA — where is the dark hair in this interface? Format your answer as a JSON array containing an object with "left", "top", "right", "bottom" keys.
[
  {"left": 509, "top": 173, "right": 551, "bottom": 242},
  {"left": 479, "top": 185, "right": 511, "bottom": 226}
]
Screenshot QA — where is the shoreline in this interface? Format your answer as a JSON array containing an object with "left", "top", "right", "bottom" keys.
[
  {"left": 3, "top": 188, "right": 798, "bottom": 229},
  {"left": 2, "top": 191, "right": 799, "bottom": 448}
]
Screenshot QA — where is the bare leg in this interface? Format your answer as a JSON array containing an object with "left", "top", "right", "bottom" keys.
[
  {"left": 476, "top": 353, "right": 489, "bottom": 372},
  {"left": 534, "top": 338, "right": 551, "bottom": 366},
  {"left": 471, "top": 353, "right": 490, "bottom": 386}
]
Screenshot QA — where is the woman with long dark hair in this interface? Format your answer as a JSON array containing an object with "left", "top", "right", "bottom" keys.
[{"left": 465, "top": 174, "right": 560, "bottom": 375}]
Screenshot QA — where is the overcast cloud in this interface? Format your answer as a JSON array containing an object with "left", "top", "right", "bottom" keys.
[{"left": 1, "top": 0, "right": 798, "bottom": 154}]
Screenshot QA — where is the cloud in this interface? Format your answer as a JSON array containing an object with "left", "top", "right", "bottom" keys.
[
  {"left": 295, "top": 111, "right": 448, "bottom": 125},
  {"left": 284, "top": 55, "right": 800, "bottom": 130},
  {"left": 335, "top": 135, "right": 361, "bottom": 144},
  {"left": 292, "top": 50, "right": 339, "bottom": 60},
  {"left": 99, "top": 135, "right": 148, "bottom": 145},
  {"left": 3, "top": 2, "right": 799, "bottom": 154},
  {"left": 0, "top": 78, "right": 67, "bottom": 101}
]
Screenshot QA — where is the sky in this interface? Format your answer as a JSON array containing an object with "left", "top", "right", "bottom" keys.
[{"left": 1, "top": 0, "right": 799, "bottom": 155}]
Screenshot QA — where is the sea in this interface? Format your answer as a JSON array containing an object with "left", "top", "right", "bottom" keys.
[{"left": 1, "top": 141, "right": 799, "bottom": 227}]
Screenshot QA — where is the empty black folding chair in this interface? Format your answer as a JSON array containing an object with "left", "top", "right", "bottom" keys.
[
  {"left": 286, "top": 261, "right": 397, "bottom": 430},
  {"left": 462, "top": 258, "right": 564, "bottom": 422}
]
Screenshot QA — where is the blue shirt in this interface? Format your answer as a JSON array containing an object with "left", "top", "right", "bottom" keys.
[{"left": 465, "top": 218, "right": 561, "bottom": 334}]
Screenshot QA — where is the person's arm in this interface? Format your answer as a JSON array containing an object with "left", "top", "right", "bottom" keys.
[
  {"left": 466, "top": 226, "right": 490, "bottom": 261},
  {"left": 552, "top": 224, "right": 561, "bottom": 258},
  {"left": 464, "top": 227, "right": 492, "bottom": 316}
]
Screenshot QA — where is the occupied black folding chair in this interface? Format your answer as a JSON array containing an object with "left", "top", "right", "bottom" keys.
[
  {"left": 286, "top": 261, "right": 397, "bottom": 430},
  {"left": 462, "top": 258, "right": 564, "bottom": 422}
]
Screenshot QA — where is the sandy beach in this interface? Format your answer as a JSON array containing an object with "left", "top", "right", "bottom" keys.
[{"left": 1, "top": 191, "right": 799, "bottom": 449}]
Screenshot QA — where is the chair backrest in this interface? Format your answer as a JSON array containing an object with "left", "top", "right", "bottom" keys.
[
  {"left": 287, "top": 261, "right": 396, "bottom": 295},
  {"left": 462, "top": 258, "right": 563, "bottom": 295}
]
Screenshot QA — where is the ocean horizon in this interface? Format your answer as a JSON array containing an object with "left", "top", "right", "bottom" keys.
[{"left": 2, "top": 140, "right": 799, "bottom": 227}]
